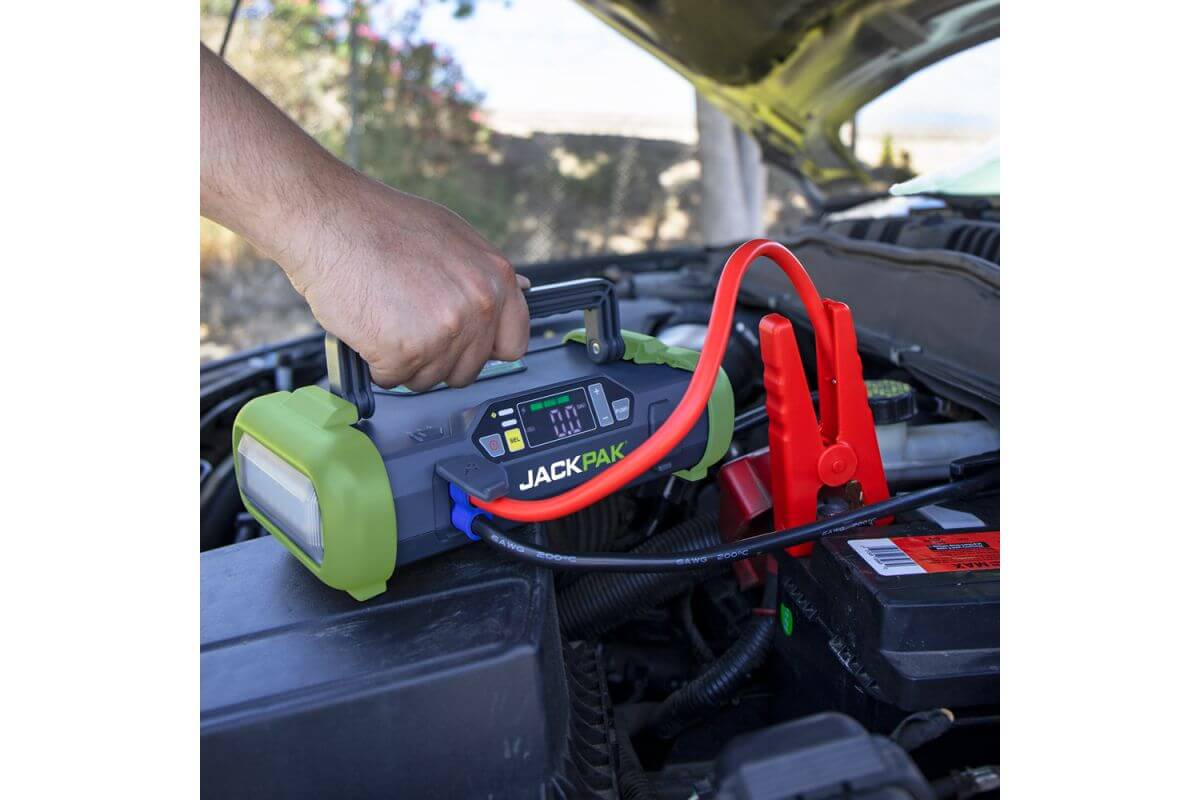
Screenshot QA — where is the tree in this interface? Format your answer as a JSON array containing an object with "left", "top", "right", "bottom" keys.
[{"left": 695, "top": 93, "right": 765, "bottom": 246}]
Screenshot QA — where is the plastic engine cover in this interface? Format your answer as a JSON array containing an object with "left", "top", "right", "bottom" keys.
[
  {"left": 200, "top": 536, "right": 568, "bottom": 799},
  {"left": 713, "top": 713, "right": 934, "bottom": 800}
]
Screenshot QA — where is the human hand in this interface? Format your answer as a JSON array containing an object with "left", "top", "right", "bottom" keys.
[
  {"left": 200, "top": 46, "right": 528, "bottom": 390},
  {"left": 279, "top": 174, "right": 530, "bottom": 391}
]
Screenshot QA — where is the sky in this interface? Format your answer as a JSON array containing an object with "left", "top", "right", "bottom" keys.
[
  {"left": 418, "top": 0, "right": 698, "bottom": 137},
  {"left": 415, "top": 0, "right": 1000, "bottom": 143}
]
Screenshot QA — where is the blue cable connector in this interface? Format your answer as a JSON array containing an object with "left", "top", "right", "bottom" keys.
[{"left": 449, "top": 483, "right": 491, "bottom": 541}]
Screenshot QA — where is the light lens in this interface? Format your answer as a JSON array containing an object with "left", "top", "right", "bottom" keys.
[{"left": 237, "top": 434, "right": 323, "bottom": 563}]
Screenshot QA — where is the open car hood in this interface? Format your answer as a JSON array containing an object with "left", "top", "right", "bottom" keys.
[{"left": 576, "top": 0, "right": 999, "bottom": 198}]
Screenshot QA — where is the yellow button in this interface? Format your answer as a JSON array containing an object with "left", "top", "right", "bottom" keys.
[{"left": 504, "top": 428, "right": 525, "bottom": 452}]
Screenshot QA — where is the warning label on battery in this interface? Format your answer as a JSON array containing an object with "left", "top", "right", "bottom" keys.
[{"left": 848, "top": 532, "right": 1000, "bottom": 576}]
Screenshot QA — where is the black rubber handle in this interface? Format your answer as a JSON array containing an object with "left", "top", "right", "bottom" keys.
[
  {"left": 325, "top": 334, "right": 376, "bottom": 421},
  {"left": 327, "top": 277, "right": 624, "bottom": 419},
  {"left": 524, "top": 278, "right": 625, "bottom": 363}
]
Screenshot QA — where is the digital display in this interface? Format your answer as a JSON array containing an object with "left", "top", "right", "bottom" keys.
[{"left": 517, "top": 387, "right": 597, "bottom": 448}]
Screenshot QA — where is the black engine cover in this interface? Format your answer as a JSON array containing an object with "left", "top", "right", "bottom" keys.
[{"left": 201, "top": 536, "right": 568, "bottom": 799}]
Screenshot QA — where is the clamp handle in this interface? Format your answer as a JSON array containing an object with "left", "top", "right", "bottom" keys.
[{"left": 326, "top": 277, "right": 624, "bottom": 420}]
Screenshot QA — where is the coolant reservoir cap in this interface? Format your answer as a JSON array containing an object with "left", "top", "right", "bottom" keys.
[{"left": 865, "top": 379, "right": 917, "bottom": 425}]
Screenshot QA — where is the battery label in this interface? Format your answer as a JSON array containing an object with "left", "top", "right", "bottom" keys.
[{"left": 848, "top": 532, "right": 1000, "bottom": 576}]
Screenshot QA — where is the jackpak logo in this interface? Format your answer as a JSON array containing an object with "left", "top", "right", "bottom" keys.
[{"left": 518, "top": 442, "right": 627, "bottom": 491}]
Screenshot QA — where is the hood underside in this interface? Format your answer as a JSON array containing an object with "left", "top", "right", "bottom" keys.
[{"left": 576, "top": 0, "right": 999, "bottom": 198}]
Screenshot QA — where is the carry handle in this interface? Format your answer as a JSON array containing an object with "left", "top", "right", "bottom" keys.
[{"left": 326, "top": 277, "right": 624, "bottom": 419}]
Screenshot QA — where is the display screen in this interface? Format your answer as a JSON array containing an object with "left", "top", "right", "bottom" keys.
[{"left": 517, "top": 387, "right": 597, "bottom": 448}]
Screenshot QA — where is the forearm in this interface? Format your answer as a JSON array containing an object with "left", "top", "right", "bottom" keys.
[
  {"left": 200, "top": 42, "right": 529, "bottom": 389},
  {"left": 200, "top": 43, "right": 350, "bottom": 267}
]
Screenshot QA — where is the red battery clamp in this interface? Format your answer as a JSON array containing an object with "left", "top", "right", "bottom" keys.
[{"left": 720, "top": 298, "right": 889, "bottom": 585}]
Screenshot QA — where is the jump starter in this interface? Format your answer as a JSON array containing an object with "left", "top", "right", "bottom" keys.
[{"left": 232, "top": 279, "right": 733, "bottom": 600}]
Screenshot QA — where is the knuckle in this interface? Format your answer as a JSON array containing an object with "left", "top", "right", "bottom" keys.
[
  {"left": 488, "top": 252, "right": 514, "bottom": 275},
  {"left": 386, "top": 337, "right": 421, "bottom": 372},
  {"left": 463, "top": 273, "right": 500, "bottom": 316},
  {"left": 435, "top": 307, "right": 465, "bottom": 340},
  {"left": 475, "top": 290, "right": 498, "bottom": 318},
  {"left": 372, "top": 339, "right": 426, "bottom": 385}
]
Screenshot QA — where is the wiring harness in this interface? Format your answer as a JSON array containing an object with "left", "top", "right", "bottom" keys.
[{"left": 472, "top": 468, "right": 998, "bottom": 572}]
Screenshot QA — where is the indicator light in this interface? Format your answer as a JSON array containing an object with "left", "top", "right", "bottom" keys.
[{"left": 779, "top": 604, "right": 794, "bottom": 636}]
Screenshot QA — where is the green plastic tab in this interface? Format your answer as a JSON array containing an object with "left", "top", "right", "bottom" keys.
[
  {"left": 780, "top": 603, "right": 794, "bottom": 636},
  {"left": 232, "top": 386, "right": 397, "bottom": 601},
  {"left": 564, "top": 329, "right": 734, "bottom": 481}
]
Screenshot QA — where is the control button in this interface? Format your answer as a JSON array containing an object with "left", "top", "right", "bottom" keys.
[
  {"left": 504, "top": 428, "right": 526, "bottom": 453},
  {"left": 501, "top": 419, "right": 517, "bottom": 428},
  {"left": 611, "top": 397, "right": 631, "bottom": 422},
  {"left": 410, "top": 425, "right": 446, "bottom": 443},
  {"left": 478, "top": 433, "right": 505, "bottom": 458},
  {"left": 498, "top": 407, "right": 514, "bottom": 417},
  {"left": 588, "top": 382, "right": 615, "bottom": 427}
]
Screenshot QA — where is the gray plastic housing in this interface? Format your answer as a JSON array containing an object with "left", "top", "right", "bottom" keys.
[{"left": 357, "top": 337, "right": 710, "bottom": 567}]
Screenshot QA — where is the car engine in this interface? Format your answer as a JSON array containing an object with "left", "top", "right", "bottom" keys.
[{"left": 200, "top": 227, "right": 999, "bottom": 799}]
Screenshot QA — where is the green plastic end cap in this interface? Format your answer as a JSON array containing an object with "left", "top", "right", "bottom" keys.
[
  {"left": 232, "top": 386, "right": 398, "bottom": 602},
  {"left": 563, "top": 329, "right": 734, "bottom": 481},
  {"left": 348, "top": 582, "right": 389, "bottom": 602}
]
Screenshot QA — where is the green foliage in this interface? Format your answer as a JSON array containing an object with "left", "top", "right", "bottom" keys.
[{"left": 270, "top": 1, "right": 507, "bottom": 237}]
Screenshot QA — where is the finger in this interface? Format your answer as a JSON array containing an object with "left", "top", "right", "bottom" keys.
[
  {"left": 491, "top": 284, "right": 530, "bottom": 362},
  {"left": 365, "top": 340, "right": 422, "bottom": 390},
  {"left": 368, "top": 364, "right": 405, "bottom": 390},
  {"left": 444, "top": 331, "right": 493, "bottom": 388},
  {"left": 369, "top": 358, "right": 417, "bottom": 390},
  {"left": 515, "top": 273, "right": 531, "bottom": 290},
  {"left": 402, "top": 359, "right": 453, "bottom": 393}
]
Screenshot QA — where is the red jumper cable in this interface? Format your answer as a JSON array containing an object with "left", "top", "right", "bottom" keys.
[{"left": 471, "top": 239, "right": 888, "bottom": 535}]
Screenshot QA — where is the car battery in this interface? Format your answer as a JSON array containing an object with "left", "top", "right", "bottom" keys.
[{"left": 773, "top": 493, "right": 999, "bottom": 732}]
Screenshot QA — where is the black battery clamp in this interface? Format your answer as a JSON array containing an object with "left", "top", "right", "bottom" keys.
[{"left": 233, "top": 277, "right": 734, "bottom": 599}]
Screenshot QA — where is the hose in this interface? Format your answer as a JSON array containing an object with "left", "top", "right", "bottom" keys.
[
  {"left": 473, "top": 239, "right": 834, "bottom": 522},
  {"left": 648, "top": 569, "right": 778, "bottom": 739},
  {"left": 545, "top": 494, "right": 635, "bottom": 554},
  {"left": 558, "top": 513, "right": 723, "bottom": 640},
  {"left": 615, "top": 728, "right": 656, "bottom": 800},
  {"left": 472, "top": 469, "right": 998, "bottom": 572},
  {"left": 678, "top": 590, "right": 715, "bottom": 664}
]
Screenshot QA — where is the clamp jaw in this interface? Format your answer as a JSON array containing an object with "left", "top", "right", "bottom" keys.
[{"left": 720, "top": 301, "right": 890, "bottom": 582}]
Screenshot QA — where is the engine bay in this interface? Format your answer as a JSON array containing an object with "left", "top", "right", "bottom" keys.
[{"left": 200, "top": 226, "right": 1000, "bottom": 799}]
